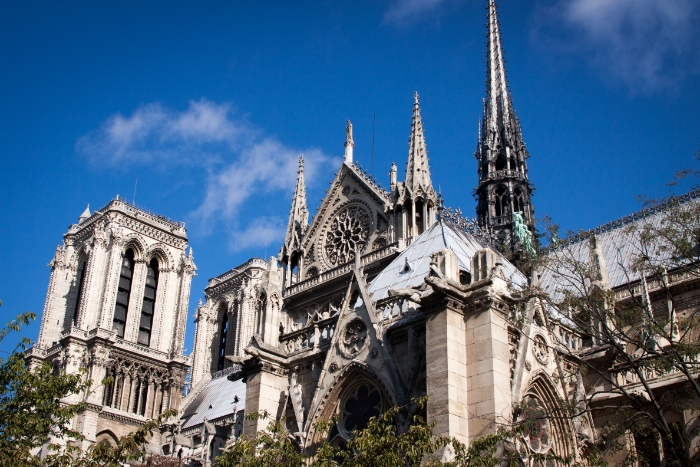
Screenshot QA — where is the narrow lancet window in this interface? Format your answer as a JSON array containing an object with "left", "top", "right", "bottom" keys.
[
  {"left": 138, "top": 258, "right": 159, "bottom": 346},
  {"left": 217, "top": 313, "right": 229, "bottom": 371},
  {"left": 70, "top": 258, "right": 87, "bottom": 327},
  {"left": 113, "top": 249, "right": 135, "bottom": 338}
]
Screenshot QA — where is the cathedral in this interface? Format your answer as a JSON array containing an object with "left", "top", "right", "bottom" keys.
[{"left": 27, "top": 0, "right": 700, "bottom": 465}]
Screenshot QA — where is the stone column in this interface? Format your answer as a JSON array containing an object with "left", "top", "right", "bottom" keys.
[
  {"left": 411, "top": 200, "right": 416, "bottom": 238},
  {"left": 422, "top": 291, "right": 469, "bottom": 444},
  {"left": 464, "top": 296, "right": 512, "bottom": 440},
  {"left": 240, "top": 361, "right": 288, "bottom": 436}
]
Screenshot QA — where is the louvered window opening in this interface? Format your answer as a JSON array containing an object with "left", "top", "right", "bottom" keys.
[
  {"left": 217, "top": 313, "right": 228, "bottom": 371},
  {"left": 138, "top": 258, "right": 159, "bottom": 346},
  {"left": 113, "top": 249, "right": 135, "bottom": 338},
  {"left": 71, "top": 259, "right": 87, "bottom": 327}
]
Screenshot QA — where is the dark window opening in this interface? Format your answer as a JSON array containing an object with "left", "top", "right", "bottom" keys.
[
  {"left": 494, "top": 187, "right": 509, "bottom": 217},
  {"left": 495, "top": 153, "right": 507, "bottom": 171},
  {"left": 415, "top": 200, "right": 425, "bottom": 235},
  {"left": 634, "top": 429, "right": 661, "bottom": 467},
  {"left": 113, "top": 249, "right": 135, "bottom": 338},
  {"left": 138, "top": 258, "right": 159, "bottom": 346},
  {"left": 514, "top": 188, "right": 525, "bottom": 215},
  {"left": 459, "top": 271, "right": 471, "bottom": 285},
  {"left": 217, "top": 313, "right": 229, "bottom": 371},
  {"left": 71, "top": 259, "right": 87, "bottom": 327}
]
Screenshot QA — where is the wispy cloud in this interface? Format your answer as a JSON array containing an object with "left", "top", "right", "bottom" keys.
[
  {"left": 383, "top": 0, "right": 449, "bottom": 27},
  {"left": 228, "top": 217, "right": 287, "bottom": 254},
  {"left": 77, "top": 99, "right": 337, "bottom": 252},
  {"left": 536, "top": 0, "right": 700, "bottom": 92}
]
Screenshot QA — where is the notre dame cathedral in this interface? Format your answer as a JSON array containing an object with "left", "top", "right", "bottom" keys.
[{"left": 27, "top": 0, "right": 700, "bottom": 465}]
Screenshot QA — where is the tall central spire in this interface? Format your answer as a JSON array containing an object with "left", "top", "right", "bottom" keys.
[
  {"left": 474, "top": 0, "right": 535, "bottom": 252},
  {"left": 484, "top": 0, "right": 512, "bottom": 139},
  {"left": 405, "top": 92, "right": 433, "bottom": 195}
]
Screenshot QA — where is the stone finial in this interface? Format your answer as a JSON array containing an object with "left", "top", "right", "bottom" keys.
[
  {"left": 344, "top": 120, "right": 354, "bottom": 163},
  {"left": 389, "top": 162, "right": 397, "bottom": 189}
]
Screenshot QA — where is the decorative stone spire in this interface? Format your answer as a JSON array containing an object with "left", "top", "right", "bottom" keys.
[
  {"left": 474, "top": 0, "right": 534, "bottom": 251},
  {"left": 282, "top": 155, "right": 308, "bottom": 255},
  {"left": 344, "top": 120, "right": 354, "bottom": 164},
  {"left": 405, "top": 92, "right": 434, "bottom": 196}
]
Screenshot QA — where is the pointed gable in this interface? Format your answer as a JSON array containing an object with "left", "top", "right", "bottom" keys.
[{"left": 300, "top": 161, "right": 392, "bottom": 276}]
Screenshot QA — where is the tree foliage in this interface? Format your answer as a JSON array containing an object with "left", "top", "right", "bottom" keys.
[
  {"left": 526, "top": 177, "right": 700, "bottom": 465},
  {"left": 0, "top": 304, "right": 176, "bottom": 467}
]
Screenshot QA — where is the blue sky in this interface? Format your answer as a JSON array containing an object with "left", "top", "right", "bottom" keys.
[{"left": 1, "top": 0, "right": 699, "bottom": 355}]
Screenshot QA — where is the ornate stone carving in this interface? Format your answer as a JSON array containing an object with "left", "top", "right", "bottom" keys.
[
  {"left": 532, "top": 335, "right": 549, "bottom": 365},
  {"left": 339, "top": 318, "right": 368, "bottom": 358},
  {"left": 322, "top": 205, "right": 370, "bottom": 266}
]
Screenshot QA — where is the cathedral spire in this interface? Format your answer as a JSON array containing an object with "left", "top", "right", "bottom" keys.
[
  {"left": 282, "top": 155, "right": 308, "bottom": 254},
  {"left": 474, "top": 0, "right": 535, "bottom": 252},
  {"left": 405, "top": 92, "right": 434, "bottom": 196},
  {"left": 484, "top": 0, "right": 512, "bottom": 140}
]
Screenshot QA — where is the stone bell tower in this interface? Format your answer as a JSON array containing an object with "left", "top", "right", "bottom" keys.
[
  {"left": 474, "top": 0, "right": 535, "bottom": 251},
  {"left": 27, "top": 197, "right": 195, "bottom": 449}
]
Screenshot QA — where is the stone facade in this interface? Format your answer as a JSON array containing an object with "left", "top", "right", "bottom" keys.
[
  {"left": 28, "top": 197, "right": 195, "bottom": 451},
  {"left": 30, "top": 1, "right": 700, "bottom": 465}
]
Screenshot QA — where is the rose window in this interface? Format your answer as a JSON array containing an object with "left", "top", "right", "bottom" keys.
[
  {"left": 323, "top": 205, "right": 370, "bottom": 266},
  {"left": 521, "top": 397, "right": 551, "bottom": 453},
  {"left": 341, "top": 384, "right": 382, "bottom": 434}
]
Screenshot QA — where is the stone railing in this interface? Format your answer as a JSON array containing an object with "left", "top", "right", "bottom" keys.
[
  {"left": 209, "top": 258, "right": 269, "bottom": 286},
  {"left": 61, "top": 326, "right": 90, "bottom": 340},
  {"left": 279, "top": 317, "right": 337, "bottom": 355},
  {"left": 114, "top": 337, "right": 171, "bottom": 361},
  {"left": 487, "top": 169, "right": 526, "bottom": 180},
  {"left": 437, "top": 203, "right": 494, "bottom": 247},
  {"left": 211, "top": 364, "right": 242, "bottom": 380},
  {"left": 110, "top": 198, "right": 186, "bottom": 231},
  {"left": 612, "top": 364, "right": 683, "bottom": 387},
  {"left": 375, "top": 296, "right": 419, "bottom": 323},
  {"left": 283, "top": 242, "right": 398, "bottom": 298}
]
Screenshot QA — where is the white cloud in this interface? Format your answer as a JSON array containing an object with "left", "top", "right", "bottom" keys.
[
  {"left": 76, "top": 100, "right": 255, "bottom": 166},
  {"left": 383, "top": 0, "right": 448, "bottom": 26},
  {"left": 228, "top": 217, "right": 287, "bottom": 254},
  {"left": 77, "top": 100, "right": 337, "bottom": 251},
  {"left": 541, "top": 0, "right": 700, "bottom": 92}
]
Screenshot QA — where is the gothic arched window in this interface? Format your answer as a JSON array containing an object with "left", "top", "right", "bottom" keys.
[
  {"left": 70, "top": 257, "right": 87, "bottom": 327},
  {"left": 495, "top": 153, "right": 507, "bottom": 171},
  {"left": 217, "top": 311, "right": 229, "bottom": 371},
  {"left": 514, "top": 188, "right": 525, "bottom": 215},
  {"left": 340, "top": 383, "right": 383, "bottom": 436},
  {"left": 113, "top": 249, "right": 135, "bottom": 338},
  {"left": 494, "top": 186, "right": 509, "bottom": 217},
  {"left": 138, "top": 258, "right": 159, "bottom": 346}
]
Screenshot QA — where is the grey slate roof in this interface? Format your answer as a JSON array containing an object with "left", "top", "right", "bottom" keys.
[
  {"left": 369, "top": 220, "right": 527, "bottom": 301},
  {"left": 181, "top": 373, "right": 246, "bottom": 430},
  {"left": 539, "top": 191, "right": 700, "bottom": 294}
]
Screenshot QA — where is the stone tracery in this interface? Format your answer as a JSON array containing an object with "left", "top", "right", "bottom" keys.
[{"left": 323, "top": 205, "right": 370, "bottom": 266}]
